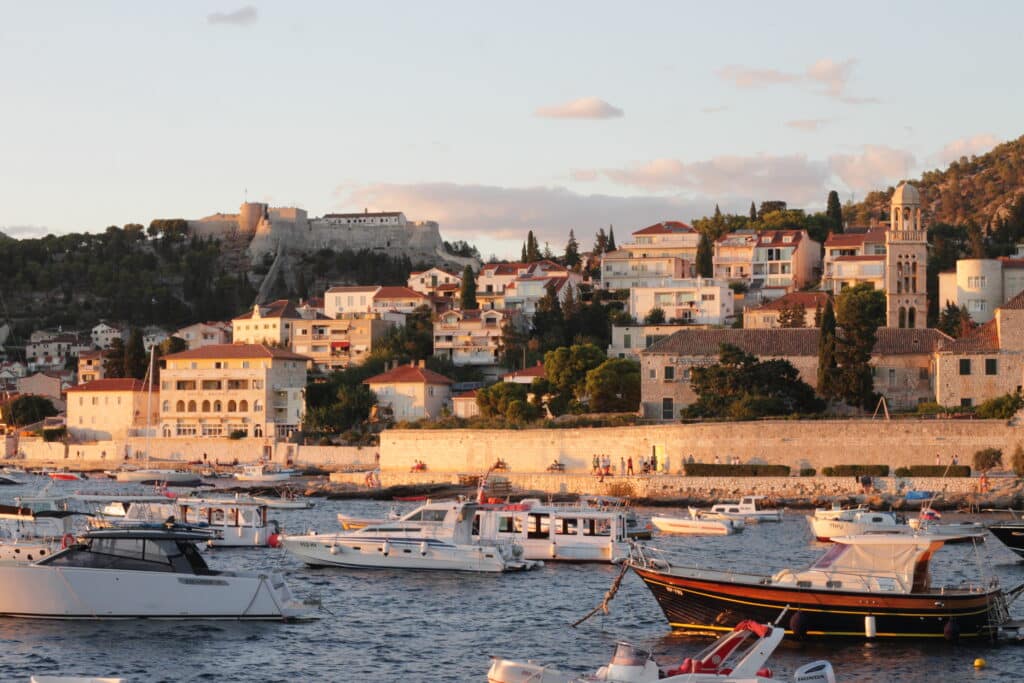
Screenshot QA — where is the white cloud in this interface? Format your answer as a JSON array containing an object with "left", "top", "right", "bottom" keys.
[
  {"left": 937, "top": 134, "right": 1000, "bottom": 165},
  {"left": 207, "top": 6, "right": 258, "bottom": 26},
  {"left": 785, "top": 119, "right": 829, "bottom": 132},
  {"left": 718, "top": 58, "right": 874, "bottom": 104},
  {"left": 334, "top": 182, "right": 709, "bottom": 256},
  {"left": 0, "top": 224, "right": 51, "bottom": 239},
  {"left": 534, "top": 97, "right": 624, "bottom": 119},
  {"left": 828, "top": 145, "right": 915, "bottom": 193}
]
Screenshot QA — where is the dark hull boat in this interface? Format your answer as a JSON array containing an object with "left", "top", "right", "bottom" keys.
[
  {"left": 629, "top": 534, "right": 1020, "bottom": 640},
  {"left": 987, "top": 521, "right": 1024, "bottom": 558}
]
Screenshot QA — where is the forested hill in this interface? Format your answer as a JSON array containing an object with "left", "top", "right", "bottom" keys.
[{"left": 846, "top": 134, "right": 1024, "bottom": 232}]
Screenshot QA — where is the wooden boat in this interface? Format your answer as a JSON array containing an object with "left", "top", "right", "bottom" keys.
[
  {"left": 628, "top": 533, "right": 1020, "bottom": 640},
  {"left": 488, "top": 620, "right": 835, "bottom": 682},
  {"left": 652, "top": 513, "right": 743, "bottom": 536}
]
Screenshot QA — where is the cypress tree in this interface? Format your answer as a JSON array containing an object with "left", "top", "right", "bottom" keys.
[
  {"left": 607, "top": 225, "right": 616, "bottom": 251},
  {"left": 696, "top": 232, "right": 713, "bottom": 278},
  {"left": 826, "top": 190, "right": 843, "bottom": 233},
  {"left": 817, "top": 299, "right": 838, "bottom": 398},
  {"left": 564, "top": 230, "right": 581, "bottom": 268},
  {"left": 123, "top": 328, "right": 147, "bottom": 380},
  {"left": 749, "top": 201, "right": 757, "bottom": 222},
  {"left": 593, "top": 227, "right": 608, "bottom": 255},
  {"left": 459, "top": 265, "right": 478, "bottom": 310},
  {"left": 520, "top": 242, "right": 527, "bottom": 262}
]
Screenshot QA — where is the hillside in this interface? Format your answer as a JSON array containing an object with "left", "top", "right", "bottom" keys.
[{"left": 846, "top": 134, "right": 1024, "bottom": 231}]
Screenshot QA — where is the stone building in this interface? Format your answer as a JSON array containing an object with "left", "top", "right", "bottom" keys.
[
  {"left": 67, "top": 378, "right": 154, "bottom": 441},
  {"left": 938, "top": 249, "right": 1024, "bottom": 324},
  {"left": 885, "top": 183, "right": 928, "bottom": 329},
  {"left": 363, "top": 361, "right": 453, "bottom": 421}
]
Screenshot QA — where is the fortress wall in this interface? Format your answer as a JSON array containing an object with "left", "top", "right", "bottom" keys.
[{"left": 377, "top": 419, "right": 1021, "bottom": 475}]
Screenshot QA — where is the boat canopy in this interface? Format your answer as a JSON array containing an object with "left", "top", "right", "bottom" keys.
[{"left": 808, "top": 534, "right": 966, "bottom": 592}]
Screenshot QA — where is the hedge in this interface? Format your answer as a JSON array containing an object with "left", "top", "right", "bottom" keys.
[
  {"left": 821, "top": 465, "right": 890, "bottom": 477},
  {"left": 683, "top": 463, "right": 791, "bottom": 477},
  {"left": 799, "top": 468, "right": 816, "bottom": 477},
  {"left": 894, "top": 465, "right": 971, "bottom": 477}
]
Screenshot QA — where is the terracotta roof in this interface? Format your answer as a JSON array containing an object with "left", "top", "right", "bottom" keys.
[
  {"left": 833, "top": 255, "right": 885, "bottom": 262},
  {"left": 78, "top": 350, "right": 103, "bottom": 360},
  {"left": 436, "top": 283, "right": 460, "bottom": 292},
  {"left": 757, "top": 230, "right": 804, "bottom": 247},
  {"left": 232, "top": 299, "right": 300, "bottom": 320},
  {"left": 453, "top": 389, "right": 478, "bottom": 399},
  {"left": 325, "top": 285, "right": 380, "bottom": 294},
  {"left": 998, "top": 258, "right": 1024, "bottom": 269},
  {"left": 363, "top": 364, "right": 453, "bottom": 385},
  {"left": 1002, "top": 289, "right": 1024, "bottom": 310},
  {"left": 942, "top": 319, "right": 999, "bottom": 354},
  {"left": 481, "top": 262, "right": 526, "bottom": 275},
  {"left": 502, "top": 363, "right": 546, "bottom": 380},
  {"left": 824, "top": 229, "right": 886, "bottom": 248},
  {"left": 754, "top": 291, "right": 831, "bottom": 311},
  {"left": 374, "top": 286, "right": 427, "bottom": 300},
  {"left": 67, "top": 378, "right": 149, "bottom": 393},
  {"left": 644, "top": 327, "right": 949, "bottom": 358},
  {"left": 163, "top": 343, "right": 311, "bottom": 362},
  {"left": 872, "top": 328, "right": 951, "bottom": 355},
  {"left": 633, "top": 221, "right": 695, "bottom": 235}
]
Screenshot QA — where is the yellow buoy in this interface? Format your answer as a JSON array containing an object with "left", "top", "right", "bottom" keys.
[{"left": 974, "top": 658, "right": 986, "bottom": 669}]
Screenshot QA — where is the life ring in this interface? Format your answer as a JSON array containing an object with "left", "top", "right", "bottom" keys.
[{"left": 61, "top": 533, "right": 75, "bottom": 549}]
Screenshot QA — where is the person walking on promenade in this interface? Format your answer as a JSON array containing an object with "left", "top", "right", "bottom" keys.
[
  {"left": 935, "top": 453, "right": 941, "bottom": 466},
  {"left": 620, "top": 456, "right": 626, "bottom": 475},
  {"left": 650, "top": 452, "right": 658, "bottom": 474},
  {"left": 953, "top": 454, "right": 959, "bottom": 466},
  {"left": 627, "top": 456, "right": 634, "bottom": 476},
  {"left": 592, "top": 454, "right": 600, "bottom": 474}
]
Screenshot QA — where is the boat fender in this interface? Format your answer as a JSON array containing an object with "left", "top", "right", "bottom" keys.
[
  {"left": 667, "top": 658, "right": 694, "bottom": 675},
  {"left": 268, "top": 533, "right": 281, "bottom": 548},
  {"left": 419, "top": 541, "right": 428, "bottom": 556},
  {"left": 329, "top": 545, "right": 338, "bottom": 555},
  {"left": 789, "top": 611, "right": 809, "bottom": 640},
  {"left": 864, "top": 615, "right": 876, "bottom": 639},
  {"left": 944, "top": 618, "right": 960, "bottom": 643},
  {"left": 382, "top": 540, "right": 390, "bottom": 557},
  {"left": 755, "top": 667, "right": 772, "bottom": 678},
  {"left": 549, "top": 543, "right": 557, "bottom": 559},
  {"left": 61, "top": 533, "right": 75, "bottom": 549}
]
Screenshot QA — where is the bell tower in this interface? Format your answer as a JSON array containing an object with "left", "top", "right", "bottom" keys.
[{"left": 885, "top": 182, "right": 927, "bottom": 328}]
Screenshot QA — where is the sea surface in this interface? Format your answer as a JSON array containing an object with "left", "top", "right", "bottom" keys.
[{"left": 2, "top": 476, "right": 1024, "bottom": 681}]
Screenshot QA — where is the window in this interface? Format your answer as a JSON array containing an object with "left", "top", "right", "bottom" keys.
[
  {"left": 648, "top": 369, "right": 656, "bottom": 379},
  {"left": 961, "top": 398, "right": 973, "bottom": 408},
  {"left": 968, "top": 276, "right": 987, "bottom": 289},
  {"left": 162, "top": 400, "right": 169, "bottom": 412},
  {"left": 623, "top": 334, "right": 632, "bottom": 349},
  {"left": 919, "top": 367, "right": 929, "bottom": 381},
  {"left": 701, "top": 293, "right": 715, "bottom": 301},
  {"left": 661, "top": 398, "right": 674, "bottom": 420},
  {"left": 959, "top": 359, "right": 971, "bottom": 375},
  {"left": 176, "top": 401, "right": 185, "bottom": 412},
  {"left": 888, "top": 368, "right": 896, "bottom": 385},
  {"left": 985, "top": 358, "right": 997, "bottom": 375},
  {"left": 187, "top": 400, "right": 197, "bottom": 412},
  {"left": 664, "top": 366, "right": 675, "bottom": 381}
]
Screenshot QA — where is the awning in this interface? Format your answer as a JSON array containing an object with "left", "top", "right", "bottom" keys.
[{"left": 331, "top": 341, "right": 351, "bottom": 350}]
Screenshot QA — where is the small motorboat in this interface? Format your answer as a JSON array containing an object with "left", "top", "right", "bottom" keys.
[
  {"left": 908, "top": 508, "right": 986, "bottom": 542},
  {"left": 652, "top": 512, "right": 743, "bottom": 536},
  {"left": 46, "top": 470, "right": 86, "bottom": 482},
  {"left": 488, "top": 620, "right": 835, "bottom": 682},
  {"left": 806, "top": 507, "right": 904, "bottom": 542},
  {"left": 113, "top": 468, "right": 202, "bottom": 486},
  {"left": 699, "top": 496, "right": 782, "bottom": 523},
  {"left": 234, "top": 464, "right": 294, "bottom": 483},
  {"left": 0, "top": 524, "right": 315, "bottom": 619},
  {"left": 253, "top": 491, "right": 314, "bottom": 510}
]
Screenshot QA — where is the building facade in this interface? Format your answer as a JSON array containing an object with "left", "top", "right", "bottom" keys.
[
  {"left": 363, "top": 362, "right": 453, "bottom": 421},
  {"left": 291, "top": 315, "right": 394, "bottom": 372},
  {"left": 67, "top": 378, "right": 154, "bottom": 441},
  {"left": 77, "top": 351, "right": 106, "bottom": 384},
  {"left": 885, "top": 183, "right": 928, "bottom": 329},
  {"left": 231, "top": 300, "right": 301, "bottom": 346},
  {"left": 938, "top": 251, "right": 1024, "bottom": 324},
  {"left": 743, "top": 291, "right": 831, "bottom": 329},
  {"left": 173, "top": 322, "right": 232, "bottom": 350},
  {"left": 628, "top": 278, "right": 734, "bottom": 325},
  {"left": 432, "top": 308, "right": 520, "bottom": 373},
  {"left": 599, "top": 250, "right": 689, "bottom": 291}
]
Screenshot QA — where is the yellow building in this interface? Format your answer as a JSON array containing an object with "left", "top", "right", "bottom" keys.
[
  {"left": 231, "top": 300, "right": 301, "bottom": 346},
  {"left": 158, "top": 343, "right": 310, "bottom": 441},
  {"left": 67, "top": 378, "right": 155, "bottom": 441},
  {"left": 364, "top": 361, "right": 453, "bottom": 421},
  {"left": 291, "top": 315, "right": 395, "bottom": 372}
]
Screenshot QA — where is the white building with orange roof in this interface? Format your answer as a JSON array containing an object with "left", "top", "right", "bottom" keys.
[
  {"left": 325, "top": 286, "right": 380, "bottom": 318},
  {"left": 67, "top": 378, "right": 155, "bottom": 441},
  {"left": 363, "top": 361, "right": 453, "bottom": 421},
  {"left": 937, "top": 248, "right": 1024, "bottom": 324},
  {"left": 372, "top": 286, "right": 430, "bottom": 314},
  {"left": 157, "top": 343, "right": 310, "bottom": 441},
  {"left": 433, "top": 308, "right": 521, "bottom": 373},
  {"left": 821, "top": 228, "right": 887, "bottom": 294},
  {"left": 743, "top": 291, "right": 831, "bottom": 329},
  {"left": 714, "top": 229, "right": 820, "bottom": 300},
  {"left": 599, "top": 249, "right": 690, "bottom": 291},
  {"left": 407, "top": 267, "right": 462, "bottom": 297},
  {"left": 173, "top": 321, "right": 232, "bottom": 350},
  {"left": 477, "top": 260, "right": 582, "bottom": 317},
  {"left": 231, "top": 300, "right": 302, "bottom": 346},
  {"left": 629, "top": 278, "right": 734, "bottom": 325},
  {"left": 623, "top": 221, "right": 701, "bottom": 261},
  {"left": 291, "top": 314, "right": 395, "bottom": 372},
  {"left": 77, "top": 350, "right": 106, "bottom": 384},
  {"left": 451, "top": 388, "right": 480, "bottom": 418},
  {"left": 502, "top": 361, "right": 546, "bottom": 385}
]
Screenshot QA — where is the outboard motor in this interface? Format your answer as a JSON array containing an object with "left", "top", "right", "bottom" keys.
[
  {"left": 794, "top": 660, "right": 836, "bottom": 683},
  {"left": 600, "top": 643, "right": 660, "bottom": 683}
]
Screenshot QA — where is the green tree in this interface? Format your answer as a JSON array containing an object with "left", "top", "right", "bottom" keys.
[
  {"left": 817, "top": 299, "right": 838, "bottom": 398},
  {"left": 532, "top": 281, "right": 566, "bottom": 350},
  {"left": 103, "top": 338, "right": 126, "bottom": 379},
  {"left": 834, "top": 283, "right": 886, "bottom": 409},
  {"left": 777, "top": 303, "right": 806, "bottom": 328},
  {"left": 459, "top": 265, "right": 478, "bottom": 310},
  {"left": 544, "top": 343, "right": 606, "bottom": 402},
  {"left": 749, "top": 201, "right": 757, "bottom": 222},
  {"left": 585, "top": 358, "right": 640, "bottom": 412},
  {"left": 826, "top": 190, "right": 843, "bottom": 232},
  {"left": 973, "top": 447, "right": 1003, "bottom": 473},
  {"left": 644, "top": 307, "right": 666, "bottom": 325},
  {"left": 593, "top": 227, "right": 609, "bottom": 255},
  {"left": 1012, "top": 443, "right": 1024, "bottom": 477},
  {"left": 975, "top": 393, "right": 1024, "bottom": 419},
  {"left": 607, "top": 225, "right": 616, "bottom": 251},
  {"left": 937, "top": 302, "right": 974, "bottom": 339},
  {"left": 2, "top": 395, "right": 58, "bottom": 426},
  {"left": 696, "top": 232, "right": 713, "bottom": 278},
  {"left": 123, "top": 328, "right": 147, "bottom": 380},
  {"left": 564, "top": 229, "right": 581, "bottom": 268},
  {"left": 476, "top": 381, "right": 539, "bottom": 422},
  {"left": 525, "top": 230, "right": 542, "bottom": 262}
]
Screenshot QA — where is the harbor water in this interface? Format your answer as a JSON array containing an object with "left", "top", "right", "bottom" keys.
[{"left": 3, "top": 477, "right": 1024, "bottom": 681}]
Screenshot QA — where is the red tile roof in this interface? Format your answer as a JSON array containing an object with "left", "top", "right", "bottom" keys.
[
  {"left": 502, "top": 362, "right": 546, "bottom": 380},
  {"left": 633, "top": 221, "right": 695, "bottom": 235},
  {"left": 1002, "top": 289, "right": 1024, "bottom": 310},
  {"left": 824, "top": 229, "right": 886, "bottom": 248},
  {"left": 232, "top": 299, "right": 300, "bottom": 320},
  {"left": 453, "top": 389, "right": 478, "bottom": 399},
  {"left": 872, "top": 328, "right": 951, "bottom": 355},
  {"left": 67, "top": 378, "right": 149, "bottom": 393},
  {"left": 363, "top": 364, "right": 453, "bottom": 385},
  {"left": 755, "top": 291, "right": 831, "bottom": 311},
  {"left": 942, "top": 319, "right": 1000, "bottom": 354},
  {"left": 757, "top": 230, "right": 804, "bottom": 247},
  {"left": 325, "top": 285, "right": 380, "bottom": 294},
  {"left": 644, "top": 328, "right": 948, "bottom": 358},
  {"left": 163, "top": 343, "right": 311, "bottom": 362},
  {"left": 374, "top": 286, "right": 427, "bottom": 300},
  {"left": 998, "top": 258, "right": 1024, "bottom": 269}
]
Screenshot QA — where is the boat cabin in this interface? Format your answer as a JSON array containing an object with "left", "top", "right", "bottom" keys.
[
  {"left": 712, "top": 496, "right": 771, "bottom": 515},
  {"left": 40, "top": 528, "right": 215, "bottom": 575},
  {"left": 473, "top": 499, "right": 628, "bottom": 561}
]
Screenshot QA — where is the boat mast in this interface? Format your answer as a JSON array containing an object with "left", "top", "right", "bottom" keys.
[{"left": 143, "top": 344, "right": 155, "bottom": 466}]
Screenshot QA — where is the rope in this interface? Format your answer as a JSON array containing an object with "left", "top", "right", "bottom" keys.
[{"left": 572, "top": 561, "right": 629, "bottom": 628}]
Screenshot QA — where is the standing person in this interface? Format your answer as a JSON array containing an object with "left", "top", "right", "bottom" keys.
[
  {"left": 650, "top": 452, "right": 658, "bottom": 474},
  {"left": 627, "top": 456, "right": 634, "bottom": 476},
  {"left": 935, "top": 453, "right": 941, "bottom": 466},
  {"left": 620, "top": 456, "right": 626, "bottom": 475},
  {"left": 714, "top": 454, "right": 721, "bottom": 465},
  {"left": 592, "top": 454, "right": 599, "bottom": 474},
  {"left": 953, "top": 454, "right": 959, "bottom": 466}
]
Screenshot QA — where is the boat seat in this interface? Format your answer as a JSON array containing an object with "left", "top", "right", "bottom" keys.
[{"left": 826, "top": 580, "right": 842, "bottom": 588}]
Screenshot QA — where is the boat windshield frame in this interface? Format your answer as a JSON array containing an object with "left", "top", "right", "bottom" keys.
[{"left": 38, "top": 535, "right": 213, "bottom": 575}]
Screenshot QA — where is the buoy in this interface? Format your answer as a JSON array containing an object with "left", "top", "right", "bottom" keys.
[
  {"left": 419, "top": 541, "right": 428, "bottom": 556},
  {"left": 381, "top": 540, "right": 390, "bottom": 557},
  {"left": 267, "top": 533, "right": 281, "bottom": 548},
  {"left": 974, "top": 658, "right": 986, "bottom": 669},
  {"left": 61, "top": 533, "right": 75, "bottom": 549},
  {"left": 549, "top": 543, "right": 558, "bottom": 559},
  {"left": 864, "top": 615, "right": 877, "bottom": 639},
  {"left": 789, "top": 611, "right": 808, "bottom": 640}
]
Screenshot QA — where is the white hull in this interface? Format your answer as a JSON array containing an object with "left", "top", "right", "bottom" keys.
[
  {"left": 0, "top": 563, "right": 307, "bottom": 619},
  {"left": 0, "top": 515, "right": 74, "bottom": 540},
  {"left": 114, "top": 469, "right": 201, "bottom": 485},
  {"left": 235, "top": 473, "right": 293, "bottom": 482},
  {"left": 253, "top": 496, "right": 313, "bottom": 509},
  {"left": 807, "top": 510, "right": 905, "bottom": 541},
  {"left": 282, "top": 534, "right": 532, "bottom": 572},
  {"left": 95, "top": 499, "right": 278, "bottom": 547},
  {"left": 0, "top": 540, "right": 58, "bottom": 564},
  {"left": 651, "top": 515, "right": 741, "bottom": 535}
]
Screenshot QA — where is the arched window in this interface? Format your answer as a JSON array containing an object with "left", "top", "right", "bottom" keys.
[
  {"left": 239, "top": 399, "right": 249, "bottom": 412},
  {"left": 252, "top": 400, "right": 260, "bottom": 413},
  {"left": 896, "top": 278, "right": 902, "bottom": 294},
  {"left": 227, "top": 400, "right": 237, "bottom": 412},
  {"left": 201, "top": 400, "right": 211, "bottom": 412},
  {"left": 898, "top": 307, "right": 906, "bottom": 328},
  {"left": 907, "top": 307, "right": 916, "bottom": 328},
  {"left": 162, "top": 400, "right": 169, "bottom": 412},
  {"left": 254, "top": 424, "right": 263, "bottom": 438},
  {"left": 213, "top": 400, "right": 222, "bottom": 412},
  {"left": 176, "top": 400, "right": 185, "bottom": 413},
  {"left": 162, "top": 425, "right": 171, "bottom": 437},
  {"left": 187, "top": 400, "right": 197, "bottom": 412}
]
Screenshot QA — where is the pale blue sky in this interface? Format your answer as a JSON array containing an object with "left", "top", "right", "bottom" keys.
[{"left": 1, "top": 1, "right": 1022, "bottom": 257}]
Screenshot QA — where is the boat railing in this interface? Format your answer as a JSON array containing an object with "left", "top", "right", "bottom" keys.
[{"left": 629, "top": 543, "right": 765, "bottom": 585}]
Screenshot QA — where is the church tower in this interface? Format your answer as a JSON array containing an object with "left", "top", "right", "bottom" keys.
[{"left": 885, "top": 182, "right": 928, "bottom": 328}]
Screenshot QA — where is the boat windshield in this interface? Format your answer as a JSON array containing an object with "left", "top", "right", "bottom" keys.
[
  {"left": 40, "top": 538, "right": 213, "bottom": 574},
  {"left": 610, "top": 643, "right": 650, "bottom": 666}
]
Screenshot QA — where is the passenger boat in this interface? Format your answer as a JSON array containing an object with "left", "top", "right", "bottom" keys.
[
  {"left": 234, "top": 464, "right": 295, "bottom": 483},
  {"left": 282, "top": 499, "right": 540, "bottom": 572},
  {"left": 580, "top": 495, "right": 652, "bottom": 540},
  {"left": 487, "top": 619, "right": 835, "bottom": 683},
  {"left": 703, "top": 496, "right": 782, "bottom": 522},
  {"left": 651, "top": 513, "right": 743, "bottom": 536},
  {"left": 0, "top": 525, "right": 314, "bottom": 620},
  {"left": 986, "top": 518, "right": 1024, "bottom": 557},
  {"left": 628, "top": 533, "right": 1020, "bottom": 639},
  {"left": 806, "top": 507, "right": 904, "bottom": 542},
  {"left": 91, "top": 496, "right": 281, "bottom": 548}
]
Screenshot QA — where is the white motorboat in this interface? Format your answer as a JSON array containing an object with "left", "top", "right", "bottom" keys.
[
  {"left": 91, "top": 496, "right": 282, "bottom": 548},
  {"left": 113, "top": 468, "right": 202, "bottom": 486},
  {"left": 908, "top": 508, "right": 987, "bottom": 541},
  {"left": 0, "top": 525, "right": 314, "bottom": 620},
  {"left": 235, "top": 464, "right": 295, "bottom": 483},
  {"left": 253, "top": 491, "right": 314, "bottom": 509},
  {"left": 701, "top": 495, "right": 782, "bottom": 522},
  {"left": 473, "top": 499, "right": 630, "bottom": 563},
  {"left": 651, "top": 513, "right": 743, "bottom": 536},
  {"left": 0, "top": 497, "right": 81, "bottom": 540},
  {"left": 0, "top": 532, "right": 58, "bottom": 564},
  {"left": 488, "top": 620, "right": 835, "bottom": 683},
  {"left": 807, "top": 507, "right": 904, "bottom": 542},
  {"left": 283, "top": 499, "right": 541, "bottom": 572}
]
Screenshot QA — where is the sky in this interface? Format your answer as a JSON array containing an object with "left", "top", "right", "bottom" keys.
[{"left": 1, "top": 1, "right": 1022, "bottom": 258}]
